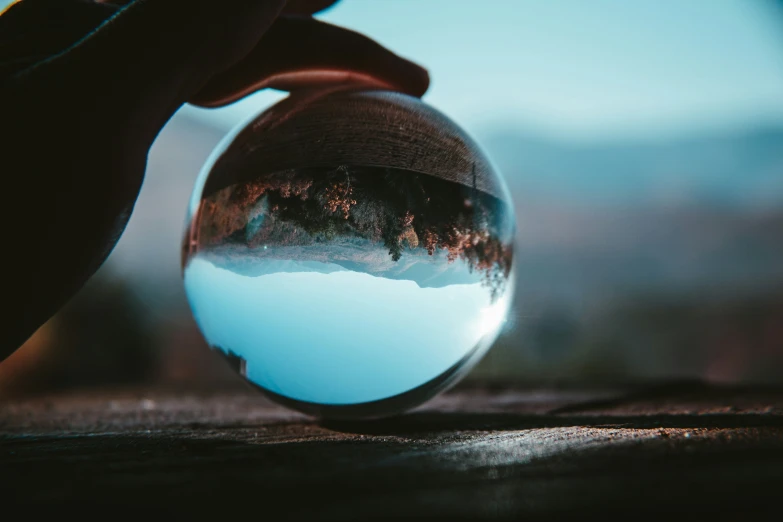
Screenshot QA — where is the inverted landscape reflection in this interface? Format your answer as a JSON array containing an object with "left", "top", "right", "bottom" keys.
[{"left": 183, "top": 165, "right": 515, "bottom": 406}]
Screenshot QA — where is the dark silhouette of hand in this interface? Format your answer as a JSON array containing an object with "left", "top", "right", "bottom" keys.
[{"left": 0, "top": 0, "right": 429, "bottom": 362}]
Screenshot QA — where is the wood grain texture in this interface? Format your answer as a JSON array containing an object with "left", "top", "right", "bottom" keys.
[
  {"left": 202, "top": 89, "right": 506, "bottom": 200},
  {"left": 1, "top": 382, "right": 782, "bottom": 519}
]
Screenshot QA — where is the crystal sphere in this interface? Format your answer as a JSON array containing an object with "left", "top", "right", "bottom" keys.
[{"left": 182, "top": 89, "right": 516, "bottom": 419}]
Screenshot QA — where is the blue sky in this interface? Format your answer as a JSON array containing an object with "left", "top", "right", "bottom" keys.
[{"left": 182, "top": 0, "right": 783, "bottom": 142}]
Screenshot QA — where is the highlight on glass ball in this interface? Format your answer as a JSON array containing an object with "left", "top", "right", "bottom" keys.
[{"left": 182, "top": 88, "right": 516, "bottom": 419}]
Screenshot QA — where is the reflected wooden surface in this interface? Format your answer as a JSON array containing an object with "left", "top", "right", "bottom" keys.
[
  {"left": 1, "top": 382, "right": 782, "bottom": 519},
  {"left": 203, "top": 89, "right": 507, "bottom": 200}
]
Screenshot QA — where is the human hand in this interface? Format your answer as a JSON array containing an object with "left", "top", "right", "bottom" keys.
[{"left": 0, "top": 0, "right": 429, "bottom": 362}]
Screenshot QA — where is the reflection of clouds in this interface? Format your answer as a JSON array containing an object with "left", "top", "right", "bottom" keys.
[
  {"left": 201, "top": 239, "right": 479, "bottom": 288},
  {"left": 184, "top": 257, "right": 512, "bottom": 404}
]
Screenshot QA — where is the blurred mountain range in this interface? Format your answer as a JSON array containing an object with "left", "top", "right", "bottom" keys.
[
  {"left": 487, "top": 126, "right": 783, "bottom": 304},
  {"left": 486, "top": 126, "right": 783, "bottom": 209}
]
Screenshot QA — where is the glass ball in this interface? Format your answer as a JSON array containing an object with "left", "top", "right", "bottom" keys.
[{"left": 182, "top": 88, "right": 516, "bottom": 419}]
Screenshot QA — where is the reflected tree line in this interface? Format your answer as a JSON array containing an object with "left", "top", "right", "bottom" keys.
[{"left": 195, "top": 165, "right": 514, "bottom": 297}]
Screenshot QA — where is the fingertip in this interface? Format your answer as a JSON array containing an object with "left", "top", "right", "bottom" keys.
[
  {"left": 403, "top": 61, "right": 430, "bottom": 98},
  {"left": 283, "top": 0, "right": 340, "bottom": 16},
  {"left": 373, "top": 52, "right": 429, "bottom": 98}
]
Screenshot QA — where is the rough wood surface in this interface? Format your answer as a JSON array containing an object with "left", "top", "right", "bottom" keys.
[
  {"left": 202, "top": 89, "right": 506, "bottom": 200},
  {"left": 2, "top": 382, "right": 782, "bottom": 519}
]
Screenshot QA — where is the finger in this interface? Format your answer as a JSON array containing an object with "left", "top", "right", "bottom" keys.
[
  {"left": 283, "top": 0, "right": 341, "bottom": 16},
  {"left": 190, "top": 16, "right": 430, "bottom": 108}
]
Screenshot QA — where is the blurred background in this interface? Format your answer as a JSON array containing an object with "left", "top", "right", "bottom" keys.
[{"left": 2, "top": 0, "right": 783, "bottom": 394}]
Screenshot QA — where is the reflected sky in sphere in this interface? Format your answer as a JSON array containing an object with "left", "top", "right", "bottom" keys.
[
  {"left": 182, "top": 90, "right": 515, "bottom": 416},
  {"left": 185, "top": 257, "right": 510, "bottom": 404}
]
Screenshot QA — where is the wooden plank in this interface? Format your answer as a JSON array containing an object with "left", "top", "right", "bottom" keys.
[{"left": 1, "top": 382, "right": 782, "bottom": 519}]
